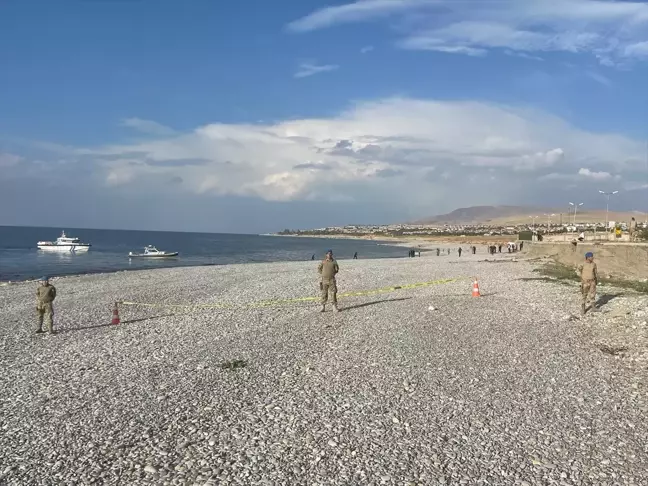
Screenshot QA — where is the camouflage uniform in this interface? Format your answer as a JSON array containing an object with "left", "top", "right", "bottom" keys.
[
  {"left": 577, "top": 260, "right": 597, "bottom": 314},
  {"left": 318, "top": 257, "right": 339, "bottom": 311},
  {"left": 36, "top": 282, "right": 57, "bottom": 333}
]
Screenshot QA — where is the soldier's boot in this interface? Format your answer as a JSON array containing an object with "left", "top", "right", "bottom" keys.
[
  {"left": 35, "top": 315, "right": 44, "bottom": 333},
  {"left": 333, "top": 305, "right": 340, "bottom": 313},
  {"left": 320, "top": 304, "right": 326, "bottom": 313},
  {"left": 45, "top": 311, "right": 54, "bottom": 334}
]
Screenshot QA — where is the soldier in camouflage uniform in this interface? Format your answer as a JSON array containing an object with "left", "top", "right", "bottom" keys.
[
  {"left": 577, "top": 252, "right": 598, "bottom": 315},
  {"left": 317, "top": 250, "right": 339, "bottom": 313},
  {"left": 36, "top": 276, "right": 57, "bottom": 334}
]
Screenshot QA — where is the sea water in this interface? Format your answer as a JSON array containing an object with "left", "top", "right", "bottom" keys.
[{"left": 0, "top": 226, "right": 407, "bottom": 281}]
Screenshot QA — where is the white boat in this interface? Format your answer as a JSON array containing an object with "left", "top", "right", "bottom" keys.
[
  {"left": 37, "top": 231, "right": 91, "bottom": 252},
  {"left": 128, "top": 245, "right": 178, "bottom": 258}
]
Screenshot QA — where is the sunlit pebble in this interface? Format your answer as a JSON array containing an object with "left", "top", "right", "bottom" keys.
[{"left": 0, "top": 251, "right": 646, "bottom": 484}]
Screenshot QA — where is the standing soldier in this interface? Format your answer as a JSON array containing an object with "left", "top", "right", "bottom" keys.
[
  {"left": 458, "top": 247, "right": 462, "bottom": 257},
  {"left": 629, "top": 217, "right": 637, "bottom": 241},
  {"left": 577, "top": 252, "right": 598, "bottom": 315},
  {"left": 36, "top": 276, "right": 57, "bottom": 334},
  {"left": 318, "top": 250, "right": 339, "bottom": 313}
]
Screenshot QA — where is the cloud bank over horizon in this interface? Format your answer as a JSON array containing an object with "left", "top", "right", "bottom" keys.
[
  {"left": 1, "top": 1, "right": 647, "bottom": 233},
  {"left": 2, "top": 96, "right": 646, "bottom": 232}
]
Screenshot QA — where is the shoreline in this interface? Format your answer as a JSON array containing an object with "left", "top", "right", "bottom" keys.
[{"left": 0, "top": 252, "right": 419, "bottom": 285}]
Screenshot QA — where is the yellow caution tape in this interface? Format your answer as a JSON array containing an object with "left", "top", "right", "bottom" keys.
[{"left": 118, "top": 277, "right": 458, "bottom": 310}]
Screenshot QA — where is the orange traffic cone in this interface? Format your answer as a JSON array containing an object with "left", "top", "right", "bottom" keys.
[
  {"left": 111, "top": 302, "right": 121, "bottom": 325},
  {"left": 472, "top": 279, "right": 481, "bottom": 297}
]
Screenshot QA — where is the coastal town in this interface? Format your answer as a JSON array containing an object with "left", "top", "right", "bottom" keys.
[{"left": 277, "top": 219, "right": 646, "bottom": 238}]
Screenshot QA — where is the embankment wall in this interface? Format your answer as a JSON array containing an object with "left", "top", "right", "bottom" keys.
[{"left": 524, "top": 242, "right": 648, "bottom": 280}]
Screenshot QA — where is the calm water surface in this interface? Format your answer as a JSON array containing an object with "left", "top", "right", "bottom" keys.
[{"left": 0, "top": 226, "right": 409, "bottom": 281}]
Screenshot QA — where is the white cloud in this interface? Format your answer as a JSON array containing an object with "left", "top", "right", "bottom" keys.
[
  {"left": 286, "top": 0, "right": 421, "bottom": 33},
  {"left": 584, "top": 70, "right": 612, "bottom": 86},
  {"left": 70, "top": 97, "right": 644, "bottom": 206},
  {"left": 504, "top": 50, "right": 544, "bottom": 61},
  {"left": 578, "top": 167, "right": 617, "bottom": 180},
  {"left": 287, "top": 0, "right": 648, "bottom": 65},
  {"left": 121, "top": 118, "right": 176, "bottom": 136},
  {"left": 623, "top": 41, "right": 648, "bottom": 58},
  {"left": 0, "top": 153, "right": 22, "bottom": 167},
  {"left": 542, "top": 167, "right": 622, "bottom": 182},
  {"left": 624, "top": 181, "right": 648, "bottom": 191},
  {"left": 399, "top": 39, "right": 487, "bottom": 56},
  {"left": 360, "top": 45, "right": 374, "bottom": 54},
  {"left": 294, "top": 62, "right": 340, "bottom": 78},
  {"left": 106, "top": 167, "right": 135, "bottom": 186}
]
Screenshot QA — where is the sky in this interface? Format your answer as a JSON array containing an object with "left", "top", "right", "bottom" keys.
[{"left": 1, "top": 0, "right": 647, "bottom": 233}]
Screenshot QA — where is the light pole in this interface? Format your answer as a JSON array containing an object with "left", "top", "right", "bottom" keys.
[
  {"left": 598, "top": 190, "right": 618, "bottom": 232},
  {"left": 529, "top": 216, "right": 538, "bottom": 233},
  {"left": 544, "top": 213, "right": 555, "bottom": 233},
  {"left": 569, "top": 202, "right": 583, "bottom": 226}
]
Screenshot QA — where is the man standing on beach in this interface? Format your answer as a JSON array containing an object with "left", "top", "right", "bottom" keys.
[
  {"left": 577, "top": 252, "right": 598, "bottom": 315},
  {"left": 36, "top": 276, "right": 56, "bottom": 334},
  {"left": 629, "top": 217, "right": 637, "bottom": 241},
  {"left": 318, "top": 250, "right": 339, "bottom": 313}
]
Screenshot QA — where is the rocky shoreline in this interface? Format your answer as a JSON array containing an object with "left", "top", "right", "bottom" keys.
[{"left": 1, "top": 253, "right": 646, "bottom": 484}]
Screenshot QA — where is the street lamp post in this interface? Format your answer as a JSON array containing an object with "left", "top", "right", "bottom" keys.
[
  {"left": 569, "top": 202, "right": 583, "bottom": 226},
  {"left": 598, "top": 190, "right": 618, "bottom": 232},
  {"left": 544, "top": 213, "right": 555, "bottom": 233},
  {"left": 529, "top": 216, "right": 538, "bottom": 234}
]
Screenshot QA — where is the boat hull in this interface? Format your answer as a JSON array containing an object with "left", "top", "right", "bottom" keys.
[
  {"left": 128, "top": 252, "right": 178, "bottom": 258},
  {"left": 38, "top": 245, "right": 90, "bottom": 253}
]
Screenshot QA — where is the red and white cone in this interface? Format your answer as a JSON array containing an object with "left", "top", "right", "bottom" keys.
[
  {"left": 111, "top": 302, "right": 121, "bottom": 325},
  {"left": 472, "top": 279, "right": 481, "bottom": 298}
]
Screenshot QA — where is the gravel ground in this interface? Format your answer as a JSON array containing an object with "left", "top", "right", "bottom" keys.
[{"left": 1, "top": 252, "right": 647, "bottom": 485}]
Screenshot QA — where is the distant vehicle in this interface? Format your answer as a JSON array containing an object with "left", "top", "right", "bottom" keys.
[
  {"left": 37, "top": 231, "right": 91, "bottom": 253},
  {"left": 128, "top": 245, "right": 178, "bottom": 258}
]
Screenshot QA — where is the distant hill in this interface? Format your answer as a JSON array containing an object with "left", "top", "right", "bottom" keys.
[
  {"left": 416, "top": 206, "right": 540, "bottom": 224},
  {"left": 416, "top": 206, "right": 643, "bottom": 226}
]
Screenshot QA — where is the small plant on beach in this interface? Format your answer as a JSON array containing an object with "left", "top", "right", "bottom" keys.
[
  {"left": 533, "top": 263, "right": 580, "bottom": 283},
  {"left": 598, "top": 344, "right": 628, "bottom": 356},
  {"left": 219, "top": 359, "right": 247, "bottom": 371}
]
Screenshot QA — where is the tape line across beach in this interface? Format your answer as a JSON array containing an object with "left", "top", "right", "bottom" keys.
[{"left": 118, "top": 277, "right": 459, "bottom": 310}]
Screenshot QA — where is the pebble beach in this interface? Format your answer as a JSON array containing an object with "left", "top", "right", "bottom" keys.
[{"left": 1, "top": 251, "right": 647, "bottom": 485}]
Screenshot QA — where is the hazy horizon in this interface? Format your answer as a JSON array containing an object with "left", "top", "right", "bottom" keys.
[{"left": 1, "top": 204, "right": 644, "bottom": 235}]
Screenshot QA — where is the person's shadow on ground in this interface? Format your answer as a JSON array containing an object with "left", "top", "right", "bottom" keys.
[{"left": 596, "top": 293, "right": 623, "bottom": 307}]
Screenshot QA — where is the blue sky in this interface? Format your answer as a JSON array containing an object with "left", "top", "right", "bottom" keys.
[{"left": 1, "top": 0, "right": 647, "bottom": 233}]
